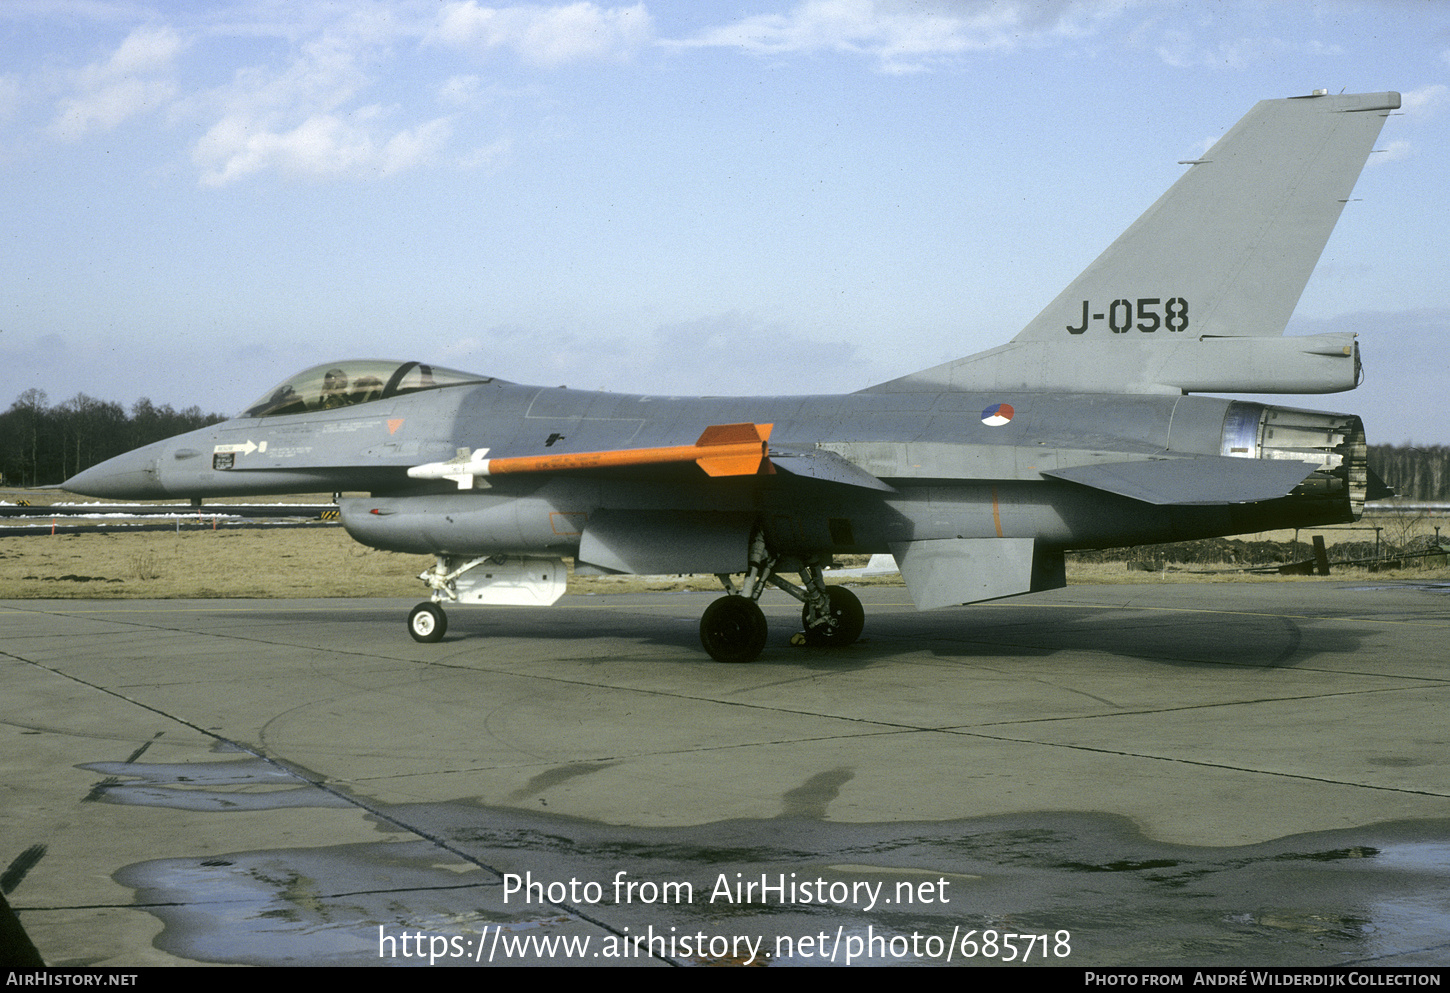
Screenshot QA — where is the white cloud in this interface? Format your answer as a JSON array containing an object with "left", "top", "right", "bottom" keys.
[
  {"left": 52, "top": 77, "right": 173, "bottom": 137},
  {"left": 97, "top": 24, "right": 185, "bottom": 79},
  {"left": 190, "top": 16, "right": 455, "bottom": 185},
  {"left": 1361, "top": 86, "right": 1448, "bottom": 170},
  {"left": 439, "top": 74, "right": 484, "bottom": 106},
  {"left": 457, "top": 135, "right": 513, "bottom": 170},
  {"left": 378, "top": 116, "right": 455, "bottom": 173},
  {"left": 1153, "top": 30, "right": 1341, "bottom": 71},
  {"left": 0, "top": 75, "right": 22, "bottom": 122},
  {"left": 1370, "top": 139, "right": 1413, "bottom": 166},
  {"left": 432, "top": 2, "right": 652, "bottom": 67},
  {"left": 49, "top": 25, "right": 184, "bottom": 139},
  {"left": 1400, "top": 84, "right": 1448, "bottom": 120},
  {"left": 673, "top": 0, "right": 1136, "bottom": 74},
  {"left": 217, "top": 31, "right": 371, "bottom": 124},
  {"left": 194, "top": 110, "right": 453, "bottom": 186},
  {"left": 30, "top": 4, "right": 653, "bottom": 184}
]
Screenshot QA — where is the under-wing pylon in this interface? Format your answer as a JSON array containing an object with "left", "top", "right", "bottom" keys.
[{"left": 64, "top": 90, "right": 1399, "bottom": 662}]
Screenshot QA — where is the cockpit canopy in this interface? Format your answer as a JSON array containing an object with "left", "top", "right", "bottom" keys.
[{"left": 242, "top": 360, "right": 494, "bottom": 418}]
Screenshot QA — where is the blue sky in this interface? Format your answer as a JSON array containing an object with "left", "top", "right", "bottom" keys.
[{"left": 2, "top": 1, "right": 1446, "bottom": 443}]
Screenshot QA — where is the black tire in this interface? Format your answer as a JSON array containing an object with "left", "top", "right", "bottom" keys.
[
  {"left": 699, "top": 595, "right": 768, "bottom": 663},
  {"left": 408, "top": 601, "right": 447, "bottom": 643},
  {"left": 801, "top": 586, "right": 864, "bottom": 647}
]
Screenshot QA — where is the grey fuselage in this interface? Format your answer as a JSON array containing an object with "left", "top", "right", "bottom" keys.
[{"left": 65, "top": 374, "right": 1363, "bottom": 568}]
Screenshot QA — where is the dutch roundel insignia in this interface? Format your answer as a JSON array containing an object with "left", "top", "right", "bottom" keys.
[{"left": 981, "top": 402, "right": 1014, "bottom": 427}]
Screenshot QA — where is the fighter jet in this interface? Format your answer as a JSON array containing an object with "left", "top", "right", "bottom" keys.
[{"left": 64, "top": 90, "right": 1399, "bottom": 663}]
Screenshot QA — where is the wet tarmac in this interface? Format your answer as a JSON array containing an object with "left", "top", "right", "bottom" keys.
[{"left": 3, "top": 584, "right": 1448, "bottom": 966}]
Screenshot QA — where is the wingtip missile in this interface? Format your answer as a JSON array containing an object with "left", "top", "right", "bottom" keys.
[
  {"left": 406, "top": 448, "right": 493, "bottom": 489},
  {"left": 407, "top": 423, "right": 774, "bottom": 488}
]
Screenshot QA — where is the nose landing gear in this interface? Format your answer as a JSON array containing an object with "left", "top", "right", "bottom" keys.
[{"left": 408, "top": 601, "right": 447, "bottom": 643}]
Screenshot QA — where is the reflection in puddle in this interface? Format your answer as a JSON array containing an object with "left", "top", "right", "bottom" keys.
[
  {"left": 103, "top": 753, "right": 1450, "bottom": 966},
  {"left": 1366, "top": 844, "right": 1450, "bottom": 963},
  {"left": 82, "top": 757, "right": 350, "bottom": 811},
  {"left": 116, "top": 843, "right": 529, "bottom": 966}
]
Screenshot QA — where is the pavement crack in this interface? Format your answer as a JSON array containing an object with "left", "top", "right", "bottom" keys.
[{"left": 958, "top": 729, "right": 1450, "bottom": 799}]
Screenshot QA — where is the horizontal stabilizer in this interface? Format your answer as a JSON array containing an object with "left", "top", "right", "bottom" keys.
[
  {"left": 1045, "top": 456, "right": 1319, "bottom": 506},
  {"left": 408, "top": 422, "right": 773, "bottom": 488},
  {"left": 1367, "top": 466, "right": 1395, "bottom": 501}
]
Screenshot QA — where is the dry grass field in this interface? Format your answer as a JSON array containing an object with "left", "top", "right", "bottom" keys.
[
  {"left": 2, "top": 491, "right": 1445, "bottom": 599},
  {"left": 0, "top": 527, "right": 428, "bottom": 599}
]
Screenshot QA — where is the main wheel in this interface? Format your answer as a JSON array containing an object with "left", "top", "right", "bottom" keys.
[
  {"left": 801, "top": 586, "right": 864, "bottom": 647},
  {"left": 408, "top": 601, "right": 447, "bottom": 643},
  {"left": 699, "top": 595, "right": 768, "bottom": 663}
]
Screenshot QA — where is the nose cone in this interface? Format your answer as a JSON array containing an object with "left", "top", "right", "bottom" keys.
[{"left": 63, "top": 447, "right": 168, "bottom": 499}]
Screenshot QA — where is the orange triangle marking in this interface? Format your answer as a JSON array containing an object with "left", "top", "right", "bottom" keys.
[{"left": 388, "top": 419, "right": 404, "bottom": 435}]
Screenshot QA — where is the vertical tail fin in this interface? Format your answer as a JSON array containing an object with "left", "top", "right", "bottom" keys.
[
  {"left": 1014, "top": 90, "right": 1399, "bottom": 344},
  {"left": 869, "top": 91, "right": 1399, "bottom": 395}
]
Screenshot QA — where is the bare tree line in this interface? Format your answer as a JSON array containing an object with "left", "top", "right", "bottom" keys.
[
  {"left": 1, "top": 390, "right": 225, "bottom": 488},
  {"left": 1368, "top": 444, "right": 1450, "bottom": 502}
]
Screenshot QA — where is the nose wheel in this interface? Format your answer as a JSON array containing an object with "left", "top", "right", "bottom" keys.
[{"left": 408, "top": 601, "right": 447, "bottom": 642}]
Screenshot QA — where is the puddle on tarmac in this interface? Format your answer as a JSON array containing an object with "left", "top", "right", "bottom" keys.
[
  {"left": 81, "top": 756, "right": 351, "bottom": 811},
  {"left": 114, "top": 842, "right": 557, "bottom": 966},
  {"left": 96, "top": 754, "right": 1450, "bottom": 966}
]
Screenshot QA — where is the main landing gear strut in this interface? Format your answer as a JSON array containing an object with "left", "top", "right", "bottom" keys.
[
  {"left": 698, "top": 532, "right": 864, "bottom": 664},
  {"left": 401, "top": 542, "right": 863, "bottom": 665}
]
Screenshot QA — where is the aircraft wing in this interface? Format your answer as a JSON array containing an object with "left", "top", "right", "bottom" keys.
[
  {"left": 767, "top": 446, "right": 897, "bottom": 491},
  {"left": 1043, "top": 456, "right": 1320, "bottom": 505}
]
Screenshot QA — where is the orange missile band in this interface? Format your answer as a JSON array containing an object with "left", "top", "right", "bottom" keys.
[{"left": 407, "top": 422, "right": 774, "bottom": 486}]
